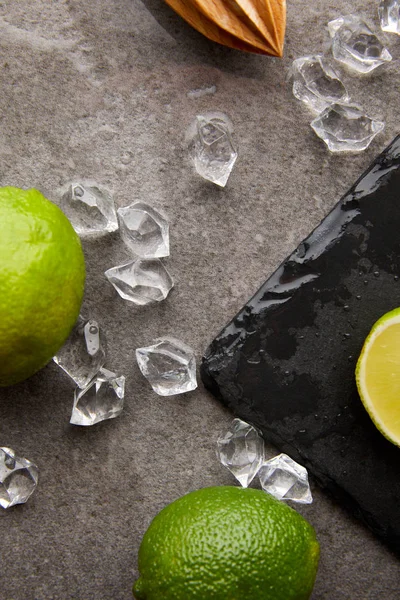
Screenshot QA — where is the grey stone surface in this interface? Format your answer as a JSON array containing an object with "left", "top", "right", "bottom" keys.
[{"left": 0, "top": 0, "right": 400, "bottom": 598}]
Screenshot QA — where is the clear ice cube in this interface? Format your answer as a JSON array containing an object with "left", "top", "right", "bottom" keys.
[
  {"left": 217, "top": 418, "right": 264, "bottom": 487},
  {"left": 379, "top": 0, "right": 400, "bottom": 34},
  {"left": 311, "top": 103, "right": 384, "bottom": 152},
  {"left": 53, "top": 316, "right": 106, "bottom": 388},
  {"left": 290, "top": 55, "right": 349, "bottom": 113},
  {"left": 187, "top": 113, "right": 238, "bottom": 187},
  {"left": 328, "top": 15, "right": 392, "bottom": 73},
  {"left": 61, "top": 183, "right": 118, "bottom": 236},
  {"left": 105, "top": 259, "right": 173, "bottom": 305},
  {"left": 70, "top": 368, "right": 125, "bottom": 426},
  {"left": 258, "top": 453, "right": 312, "bottom": 504},
  {"left": 117, "top": 202, "right": 169, "bottom": 258},
  {"left": 136, "top": 337, "right": 197, "bottom": 396},
  {"left": 0, "top": 447, "right": 39, "bottom": 509}
]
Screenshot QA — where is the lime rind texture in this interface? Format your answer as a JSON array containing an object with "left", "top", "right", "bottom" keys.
[
  {"left": 133, "top": 486, "right": 319, "bottom": 600},
  {"left": 0, "top": 187, "right": 85, "bottom": 386}
]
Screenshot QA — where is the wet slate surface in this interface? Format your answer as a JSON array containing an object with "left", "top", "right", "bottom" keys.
[{"left": 202, "top": 135, "right": 400, "bottom": 555}]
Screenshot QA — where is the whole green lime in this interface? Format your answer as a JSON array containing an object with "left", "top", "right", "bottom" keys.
[
  {"left": 133, "top": 486, "right": 320, "bottom": 600},
  {"left": 0, "top": 186, "right": 85, "bottom": 386}
]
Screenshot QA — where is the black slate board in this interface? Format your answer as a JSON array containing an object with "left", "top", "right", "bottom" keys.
[{"left": 201, "top": 136, "right": 400, "bottom": 555}]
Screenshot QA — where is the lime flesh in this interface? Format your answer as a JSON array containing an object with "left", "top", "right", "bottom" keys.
[{"left": 356, "top": 307, "right": 400, "bottom": 446}]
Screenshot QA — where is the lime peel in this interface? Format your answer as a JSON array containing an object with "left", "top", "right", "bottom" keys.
[
  {"left": 133, "top": 486, "right": 319, "bottom": 600},
  {"left": 0, "top": 186, "right": 85, "bottom": 386}
]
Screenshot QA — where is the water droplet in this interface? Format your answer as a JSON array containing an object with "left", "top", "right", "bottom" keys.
[
  {"left": 299, "top": 429, "right": 306, "bottom": 434},
  {"left": 299, "top": 335, "right": 305, "bottom": 340},
  {"left": 364, "top": 280, "right": 368, "bottom": 285},
  {"left": 343, "top": 305, "right": 350, "bottom": 311},
  {"left": 314, "top": 414, "right": 319, "bottom": 420},
  {"left": 395, "top": 275, "right": 399, "bottom": 281},
  {"left": 356, "top": 295, "right": 361, "bottom": 300},
  {"left": 98, "top": 126, "right": 116, "bottom": 141},
  {"left": 344, "top": 333, "right": 351, "bottom": 339},
  {"left": 187, "top": 85, "right": 217, "bottom": 99},
  {"left": 374, "top": 271, "right": 380, "bottom": 278},
  {"left": 284, "top": 370, "right": 290, "bottom": 376},
  {"left": 120, "top": 151, "right": 133, "bottom": 165},
  {"left": 315, "top": 332, "right": 320, "bottom": 337},
  {"left": 297, "top": 243, "right": 307, "bottom": 259},
  {"left": 348, "top": 355, "right": 353, "bottom": 361}
]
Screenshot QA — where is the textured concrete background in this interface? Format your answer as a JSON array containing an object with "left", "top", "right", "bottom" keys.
[{"left": 1, "top": 0, "right": 400, "bottom": 598}]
